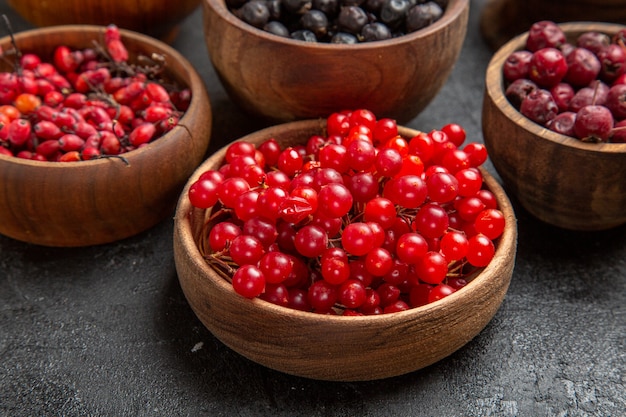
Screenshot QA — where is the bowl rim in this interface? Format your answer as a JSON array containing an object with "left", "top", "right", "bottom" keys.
[
  {"left": 203, "top": 0, "right": 469, "bottom": 50},
  {"left": 0, "top": 24, "right": 205, "bottom": 167},
  {"left": 175, "top": 119, "right": 518, "bottom": 324},
  {"left": 485, "top": 21, "right": 626, "bottom": 153}
]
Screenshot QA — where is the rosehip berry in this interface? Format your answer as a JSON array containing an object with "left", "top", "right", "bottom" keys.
[{"left": 573, "top": 105, "right": 614, "bottom": 143}]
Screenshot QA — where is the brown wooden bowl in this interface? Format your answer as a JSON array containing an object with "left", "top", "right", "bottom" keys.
[
  {"left": 0, "top": 25, "right": 212, "bottom": 247},
  {"left": 201, "top": 0, "right": 469, "bottom": 124},
  {"left": 173, "top": 119, "right": 518, "bottom": 382},
  {"left": 482, "top": 22, "right": 626, "bottom": 231},
  {"left": 480, "top": 0, "right": 626, "bottom": 50},
  {"left": 7, "top": 0, "right": 201, "bottom": 42}
]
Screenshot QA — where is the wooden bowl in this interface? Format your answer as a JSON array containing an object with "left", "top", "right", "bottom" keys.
[
  {"left": 7, "top": 0, "right": 201, "bottom": 42},
  {"left": 201, "top": 0, "right": 469, "bottom": 124},
  {"left": 480, "top": 0, "right": 626, "bottom": 50},
  {"left": 173, "top": 119, "right": 518, "bottom": 382},
  {"left": 0, "top": 25, "right": 212, "bottom": 247},
  {"left": 482, "top": 22, "right": 626, "bottom": 231}
]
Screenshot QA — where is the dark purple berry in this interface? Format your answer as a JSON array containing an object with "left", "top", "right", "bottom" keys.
[
  {"left": 612, "top": 119, "right": 626, "bottom": 143},
  {"left": 290, "top": 29, "right": 318, "bottom": 41},
  {"left": 361, "top": 22, "right": 392, "bottom": 41},
  {"left": 546, "top": 111, "right": 576, "bottom": 136},
  {"left": 338, "top": 5, "right": 369, "bottom": 35},
  {"left": 597, "top": 44, "right": 626, "bottom": 83},
  {"left": 330, "top": 32, "right": 359, "bottom": 43},
  {"left": 576, "top": 31, "right": 610, "bottom": 56},
  {"left": 264, "top": 21, "right": 290, "bottom": 37},
  {"left": 405, "top": 2, "right": 443, "bottom": 33},
  {"left": 283, "top": 0, "right": 313, "bottom": 14},
  {"left": 550, "top": 82, "right": 575, "bottom": 112},
  {"left": 520, "top": 88, "right": 559, "bottom": 126},
  {"left": 574, "top": 104, "right": 614, "bottom": 142},
  {"left": 313, "top": 0, "right": 339, "bottom": 16},
  {"left": 526, "top": 20, "right": 566, "bottom": 52},
  {"left": 380, "top": 0, "right": 411, "bottom": 32},
  {"left": 505, "top": 78, "right": 538, "bottom": 109},
  {"left": 564, "top": 47, "right": 601, "bottom": 87},
  {"left": 605, "top": 84, "right": 626, "bottom": 120},
  {"left": 301, "top": 9, "right": 329, "bottom": 39},
  {"left": 529, "top": 47, "right": 568, "bottom": 88},
  {"left": 237, "top": 1, "right": 271, "bottom": 28},
  {"left": 503, "top": 50, "right": 533, "bottom": 82}
]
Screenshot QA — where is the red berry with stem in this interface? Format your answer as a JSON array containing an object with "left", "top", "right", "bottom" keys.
[
  {"left": 466, "top": 233, "right": 495, "bottom": 267},
  {"left": 573, "top": 104, "right": 614, "bottom": 142},
  {"left": 342, "top": 222, "right": 376, "bottom": 256},
  {"left": 294, "top": 224, "right": 328, "bottom": 258},
  {"left": 427, "top": 284, "right": 455, "bottom": 304},
  {"left": 232, "top": 265, "right": 265, "bottom": 299},
  {"left": 229, "top": 234, "right": 265, "bottom": 266},
  {"left": 307, "top": 279, "right": 338, "bottom": 312}
]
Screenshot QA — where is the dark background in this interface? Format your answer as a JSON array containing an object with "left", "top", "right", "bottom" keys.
[{"left": 1, "top": 0, "right": 624, "bottom": 416}]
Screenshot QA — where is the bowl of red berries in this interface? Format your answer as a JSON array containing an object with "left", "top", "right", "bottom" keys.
[
  {"left": 482, "top": 21, "right": 626, "bottom": 231},
  {"left": 0, "top": 25, "right": 212, "bottom": 247},
  {"left": 173, "top": 109, "right": 517, "bottom": 381},
  {"left": 201, "top": 0, "right": 469, "bottom": 124}
]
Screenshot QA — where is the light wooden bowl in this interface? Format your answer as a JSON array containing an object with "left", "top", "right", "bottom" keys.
[
  {"left": 173, "top": 119, "right": 518, "bottom": 382},
  {"left": 7, "top": 0, "right": 201, "bottom": 42},
  {"left": 482, "top": 22, "right": 626, "bottom": 231},
  {"left": 480, "top": 0, "right": 626, "bottom": 50},
  {"left": 201, "top": 0, "right": 469, "bottom": 124},
  {"left": 0, "top": 25, "right": 212, "bottom": 247}
]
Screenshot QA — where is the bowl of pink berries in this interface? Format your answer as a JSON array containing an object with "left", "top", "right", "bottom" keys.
[
  {"left": 482, "top": 21, "right": 626, "bottom": 231},
  {"left": 201, "top": 0, "right": 469, "bottom": 123},
  {"left": 0, "top": 25, "right": 212, "bottom": 247},
  {"left": 173, "top": 110, "right": 518, "bottom": 381}
]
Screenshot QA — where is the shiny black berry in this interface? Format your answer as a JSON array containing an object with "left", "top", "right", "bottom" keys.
[
  {"left": 338, "top": 6, "right": 369, "bottom": 35},
  {"left": 237, "top": 1, "right": 271, "bottom": 28},
  {"left": 361, "top": 22, "right": 392, "bottom": 41},
  {"left": 264, "top": 21, "right": 290, "bottom": 37},
  {"left": 291, "top": 29, "right": 318, "bottom": 41},
  {"left": 330, "top": 32, "right": 359, "bottom": 43},
  {"left": 313, "top": 0, "right": 339, "bottom": 17},
  {"left": 406, "top": 1, "right": 443, "bottom": 33},
  {"left": 283, "top": 0, "right": 313, "bottom": 14},
  {"left": 301, "top": 10, "right": 330, "bottom": 39},
  {"left": 380, "top": 0, "right": 410, "bottom": 32}
]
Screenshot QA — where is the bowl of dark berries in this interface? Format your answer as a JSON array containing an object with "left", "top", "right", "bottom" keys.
[
  {"left": 482, "top": 21, "right": 626, "bottom": 231},
  {"left": 201, "top": 0, "right": 469, "bottom": 123},
  {"left": 0, "top": 25, "right": 212, "bottom": 247},
  {"left": 173, "top": 110, "right": 517, "bottom": 381}
]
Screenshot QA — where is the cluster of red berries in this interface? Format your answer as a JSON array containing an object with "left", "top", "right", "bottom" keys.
[
  {"left": 0, "top": 24, "right": 191, "bottom": 162},
  {"left": 503, "top": 20, "right": 626, "bottom": 143},
  {"left": 188, "top": 109, "right": 505, "bottom": 315}
]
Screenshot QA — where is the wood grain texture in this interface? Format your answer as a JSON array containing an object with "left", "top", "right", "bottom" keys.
[
  {"left": 480, "top": 0, "right": 626, "bottom": 50},
  {"left": 7, "top": 0, "right": 201, "bottom": 42},
  {"left": 482, "top": 22, "right": 626, "bottom": 231},
  {"left": 0, "top": 25, "right": 212, "bottom": 246},
  {"left": 201, "top": 0, "right": 469, "bottom": 124},
  {"left": 173, "top": 120, "right": 518, "bottom": 381}
]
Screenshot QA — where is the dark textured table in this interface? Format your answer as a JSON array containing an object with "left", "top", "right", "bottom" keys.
[{"left": 1, "top": 1, "right": 624, "bottom": 416}]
